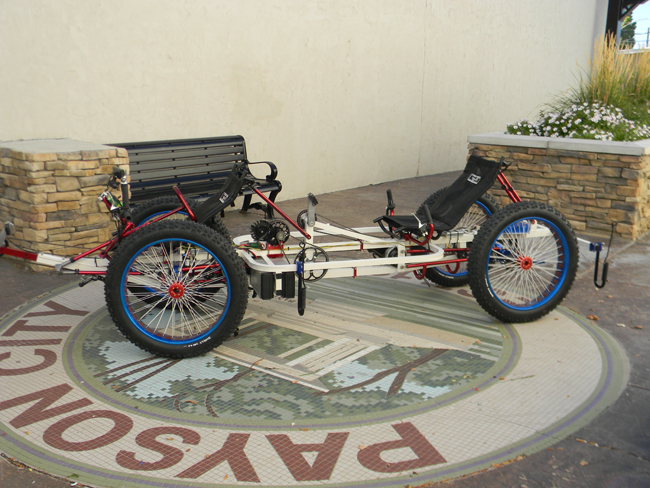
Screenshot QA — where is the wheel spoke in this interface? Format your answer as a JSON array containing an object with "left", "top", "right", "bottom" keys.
[
  {"left": 123, "top": 238, "right": 230, "bottom": 342},
  {"left": 486, "top": 219, "right": 568, "bottom": 308}
]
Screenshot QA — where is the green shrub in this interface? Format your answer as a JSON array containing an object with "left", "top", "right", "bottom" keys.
[
  {"left": 507, "top": 34, "right": 650, "bottom": 141},
  {"left": 507, "top": 102, "right": 650, "bottom": 141}
]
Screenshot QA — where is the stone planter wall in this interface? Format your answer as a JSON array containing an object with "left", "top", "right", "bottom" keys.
[
  {"left": 468, "top": 133, "right": 650, "bottom": 240},
  {"left": 0, "top": 139, "right": 129, "bottom": 270}
]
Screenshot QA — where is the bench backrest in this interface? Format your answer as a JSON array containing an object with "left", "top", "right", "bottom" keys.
[{"left": 109, "top": 136, "right": 247, "bottom": 203}]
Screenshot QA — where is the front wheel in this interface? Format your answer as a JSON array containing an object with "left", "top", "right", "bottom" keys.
[
  {"left": 467, "top": 201, "right": 578, "bottom": 323},
  {"left": 104, "top": 220, "right": 248, "bottom": 358}
]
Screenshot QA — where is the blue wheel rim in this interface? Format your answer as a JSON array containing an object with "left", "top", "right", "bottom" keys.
[
  {"left": 485, "top": 217, "right": 569, "bottom": 311},
  {"left": 120, "top": 238, "right": 231, "bottom": 345}
]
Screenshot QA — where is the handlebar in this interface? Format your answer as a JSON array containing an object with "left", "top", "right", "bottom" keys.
[
  {"left": 104, "top": 167, "right": 131, "bottom": 220},
  {"left": 423, "top": 204, "right": 433, "bottom": 225}
]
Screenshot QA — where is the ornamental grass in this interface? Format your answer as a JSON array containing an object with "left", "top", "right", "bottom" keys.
[{"left": 507, "top": 34, "right": 650, "bottom": 141}]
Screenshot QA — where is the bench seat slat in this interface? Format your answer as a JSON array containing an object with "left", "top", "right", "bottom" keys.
[
  {"left": 131, "top": 170, "right": 231, "bottom": 188},
  {"left": 128, "top": 146, "right": 245, "bottom": 164},
  {"left": 130, "top": 180, "right": 281, "bottom": 202},
  {"left": 124, "top": 141, "right": 244, "bottom": 152},
  {"left": 130, "top": 154, "right": 244, "bottom": 171},
  {"left": 116, "top": 136, "right": 245, "bottom": 150},
  {"left": 131, "top": 164, "right": 235, "bottom": 182}
]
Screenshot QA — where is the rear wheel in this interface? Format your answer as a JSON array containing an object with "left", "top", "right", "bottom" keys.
[
  {"left": 467, "top": 201, "right": 578, "bottom": 323},
  {"left": 104, "top": 220, "right": 248, "bottom": 358},
  {"left": 416, "top": 188, "right": 498, "bottom": 287},
  {"left": 130, "top": 195, "right": 230, "bottom": 238}
]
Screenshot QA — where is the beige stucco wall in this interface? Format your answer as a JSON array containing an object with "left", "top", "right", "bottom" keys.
[{"left": 0, "top": 0, "right": 607, "bottom": 200}]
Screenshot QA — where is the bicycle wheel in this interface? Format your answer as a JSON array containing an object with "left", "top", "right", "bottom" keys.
[
  {"left": 130, "top": 195, "right": 230, "bottom": 238},
  {"left": 416, "top": 188, "right": 498, "bottom": 287},
  {"left": 104, "top": 220, "right": 248, "bottom": 358},
  {"left": 467, "top": 201, "right": 578, "bottom": 323}
]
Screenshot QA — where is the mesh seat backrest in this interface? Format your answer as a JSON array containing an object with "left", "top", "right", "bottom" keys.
[
  {"left": 416, "top": 154, "right": 501, "bottom": 229},
  {"left": 193, "top": 162, "right": 249, "bottom": 224}
]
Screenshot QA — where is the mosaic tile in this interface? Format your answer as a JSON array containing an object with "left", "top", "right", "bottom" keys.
[{"left": 0, "top": 278, "right": 627, "bottom": 488}]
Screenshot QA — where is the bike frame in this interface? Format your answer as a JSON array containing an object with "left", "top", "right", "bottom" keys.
[
  {"left": 232, "top": 171, "right": 522, "bottom": 292},
  {"left": 0, "top": 163, "right": 523, "bottom": 282}
]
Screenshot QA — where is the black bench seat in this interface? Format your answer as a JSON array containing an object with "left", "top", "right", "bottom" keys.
[{"left": 108, "top": 135, "right": 282, "bottom": 215}]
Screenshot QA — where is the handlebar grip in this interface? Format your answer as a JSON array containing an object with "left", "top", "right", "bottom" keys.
[
  {"left": 423, "top": 205, "right": 433, "bottom": 225},
  {"left": 108, "top": 167, "right": 125, "bottom": 189},
  {"left": 121, "top": 184, "right": 130, "bottom": 210},
  {"left": 386, "top": 190, "right": 395, "bottom": 215}
]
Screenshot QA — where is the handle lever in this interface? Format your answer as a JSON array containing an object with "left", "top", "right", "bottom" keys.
[{"left": 386, "top": 189, "right": 396, "bottom": 215}]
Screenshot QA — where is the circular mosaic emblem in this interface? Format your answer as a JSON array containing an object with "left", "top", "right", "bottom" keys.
[{"left": 0, "top": 277, "right": 627, "bottom": 487}]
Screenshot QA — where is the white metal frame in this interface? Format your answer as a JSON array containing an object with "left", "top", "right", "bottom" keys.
[{"left": 232, "top": 217, "right": 482, "bottom": 292}]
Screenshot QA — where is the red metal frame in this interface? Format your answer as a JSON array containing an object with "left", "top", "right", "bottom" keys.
[
  {"left": 497, "top": 172, "right": 522, "bottom": 203},
  {"left": 404, "top": 223, "right": 435, "bottom": 246},
  {"left": 0, "top": 247, "right": 38, "bottom": 261},
  {"left": 173, "top": 186, "right": 197, "bottom": 222},
  {"left": 1, "top": 167, "right": 522, "bottom": 278},
  {"left": 0, "top": 187, "right": 198, "bottom": 271}
]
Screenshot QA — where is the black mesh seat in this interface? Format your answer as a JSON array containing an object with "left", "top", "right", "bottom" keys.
[{"left": 377, "top": 154, "right": 502, "bottom": 236}]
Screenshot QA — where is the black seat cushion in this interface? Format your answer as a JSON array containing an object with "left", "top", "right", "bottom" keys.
[{"left": 381, "top": 214, "right": 450, "bottom": 235}]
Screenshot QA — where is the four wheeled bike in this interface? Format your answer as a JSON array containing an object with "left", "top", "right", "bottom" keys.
[{"left": 1, "top": 155, "right": 586, "bottom": 358}]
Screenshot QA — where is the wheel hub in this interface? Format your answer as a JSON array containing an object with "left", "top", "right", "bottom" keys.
[
  {"left": 519, "top": 256, "right": 533, "bottom": 270},
  {"left": 168, "top": 282, "right": 185, "bottom": 299}
]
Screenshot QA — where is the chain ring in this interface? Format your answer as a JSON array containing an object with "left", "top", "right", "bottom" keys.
[
  {"left": 250, "top": 220, "right": 290, "bottom": 245},
  {"left": 250, "top": 220, "right": 271, "bottom": 242},
  {"left": 295, "top": 245, "right": 329, "bottom": 282}
]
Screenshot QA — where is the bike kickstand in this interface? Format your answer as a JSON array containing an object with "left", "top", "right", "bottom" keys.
[{"left": 591, "top": 223, "right": 614, "bottom": 289}]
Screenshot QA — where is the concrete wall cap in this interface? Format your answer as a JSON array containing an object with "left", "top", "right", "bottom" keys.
[
  {"left": 467, "top": 132, "right": 650, "bottom": 156},
  {"left": 0, "top": 138, "right": 115, "bottom": 155}
]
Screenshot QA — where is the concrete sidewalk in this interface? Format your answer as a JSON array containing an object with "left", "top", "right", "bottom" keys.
[{"left": 0, "top": 171, "right": 649, "bottom": 488}]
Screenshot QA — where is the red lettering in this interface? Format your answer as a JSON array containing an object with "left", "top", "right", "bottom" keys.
[
  {"left": 267, "top": 432, "right": 348, "bottom": 481},
  {"left": 0, "top": 349, "right": 56, "bottom": 376},
  {"left": 357, "top": 422, "right": 446, "bottom": 472},
  {"left": 176, "top": 433, "right": 259, "bottom": 482},
  {"left": 2, "top": 320, "right": 70, "bottom": 337},
  {"left": 0, "top": 384, "right": 92, "bottom": 428},
  {"left": 0, "top": 339, "right": 62, "bottom": 347},
  {"left": 116, "top": 427, "right": 200, "bottom": 471},
  {"left": 43, "top": 410, "right": 133, "bottom": 452},
  {"left": 23, "top": 300, "right": 88, "bottom": 318}
]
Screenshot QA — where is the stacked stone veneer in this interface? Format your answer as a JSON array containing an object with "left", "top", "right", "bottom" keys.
[
  {"left": 468, "top": 133, "right": 650, "bottom": 240},
  {"left": 0, "top": 139, "right": 129, "bottom": 270}
]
